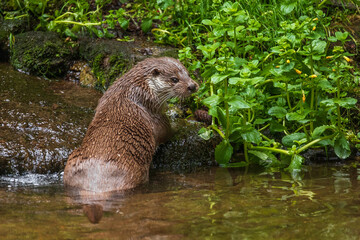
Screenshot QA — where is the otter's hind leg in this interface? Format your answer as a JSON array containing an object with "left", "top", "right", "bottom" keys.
[{"left": 64, "top": 158, "right": 141, "bottom": 192}]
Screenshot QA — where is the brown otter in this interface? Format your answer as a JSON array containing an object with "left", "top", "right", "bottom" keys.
[{"left": 64, "top": 57, "right": 198, "bottom": 192}]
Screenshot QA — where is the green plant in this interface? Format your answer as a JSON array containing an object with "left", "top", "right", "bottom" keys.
[{"left": 174, "top": 1, "right": 360, "bottom": 174}]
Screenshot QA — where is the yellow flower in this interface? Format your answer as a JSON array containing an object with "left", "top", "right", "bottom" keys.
[
  {"left": 275, "top": 65, "right": 280, "bottom": 68},
  {"left": 294, "top": 68, "right": 302, "bottom": 75},
  {"left": 309, "top": 74, "right": 317, "bottom": 78},
  {"left": 313, "top": 18, "right": 318, "bottom": 21},
  {"left": 302, "top": 93, "right": 306, "bottom": 103},
  {"left": 312, "top": 26, "right": 316, "bottom": 31},
  {"left": 343, "top": 56, "right": 352, "bottom": 62},
  {"left": 326, "top": 56, "right": 333, "bottom": 59},
  {"left": 286, "top": 59, "right": 290, "bottom": 64},
  {"left": 332, "top": 68, "right": 336, "bottom": 72}
]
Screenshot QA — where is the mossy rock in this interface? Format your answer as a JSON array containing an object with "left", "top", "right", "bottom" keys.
[
  {"left": 152, "top": 120, "right": 219, "bottom": 173},
  {"left": 10, "top": 31, "right": 73, "bottom": 77},
  {"left": 0, "top": 18, "right": 31, "bottom": 61},
  {"left": 78, "top": 38, "right": 132, "bottom": 90}
]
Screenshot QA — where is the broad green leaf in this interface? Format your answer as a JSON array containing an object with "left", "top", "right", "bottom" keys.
[
  {"left": 141, "top": 19, "right": 153, "bottom": 33},
  {"left": 320, "top": 98, "right": 335, "bottom": 107},
  {"left": 202, "top": 19, "right": 216, "bottom": 25},
  {"left": 241, "top": 128, "right": 261, "bottom": 144},
  {"left": 335, "top": 31, "right": 349, "bottom": 42},
  {"left": 216, "top": 106, "right": 227, "bottom": 129},
  {"left": 321, "top": 98, "right": 357, "bottom": 109},
  {"left": 120, "top": 20, "right": 129, "bottom": 30},
  {"left": 227, "top": 96, "right": 251, "bottom": 110},
  {"left": 254, "top": 118, "right": 272, "bottom": 125},
  {"left": 244, "top": 45, "right": 255, "bottom": 53},
  {"left": 337, "top": 98, "right": 357, "bottom": 108},
  {"left": 211, "top": 74, "right": 229, "bottom": 84},
  {"left": 318, "top": 79, "right": 333, "bottom": 91},
  {"left": 198, "top": 127, "right": 212, "bottom": 141},
  {"left": 268, "top": 106, "right": 287, "bottom": 119},
  {"left": 215, "top": 140, "right": 233, "bottom": 164},
  {"left": 312, "top": 125, "right": 334, "bottom": 139},
  {"left": 240, "top": 67, "right": 251, "bottom": 78},
  {"left": 202, "top": 94, "right": 221, "bottom": 108},
  {"left": 286, "top": 109, "right": 311, "bottom": 121},
  {"left": 227, "top": 26, "right": 245, "bottom": 37},
  {"left": 328, "top": 36, "right": 338, "bottom": 42},
  {"left": 157, "top": 0, "right": 174, "bottom": 9},
  {"left": 213, "top": 28, "right": 227, "bottom": 37},
  {"left": 270, "top": 120, "right": 286, "bottom": 132},
  {"left": 312, "top": 40, "right": 327, "bottom": 54},
  {"left": 64, "top": 28, "right": 77, "bottom": 38},
  {"left": 235, "top": 11, "right": 248, "bottom": 23},
  {"left": 334, "top": 133, "right": 351, "bottom": 159},
  {"left": 286, "top": 154, "right": 304, "bottom": 172},
  {"left": 222, "top": 1, "right": 239, "bottom": 13},
  {"left": 249, "top": 151, "right": 280, "bottom": 167},
  {"left": 230, "top": 125, "right": 260, "bottom": 144},
  {"left": 248, "top": 150, "right": 268, "bottom": 160},
  {"left": 229, "top": 77, "right": 264, "bottom": 85},
  {"left": 280, "top": 2, "right": 296, "bottom": 15},
  {"left": 282, "top": 133, "right": 307, "bottom": 147}
]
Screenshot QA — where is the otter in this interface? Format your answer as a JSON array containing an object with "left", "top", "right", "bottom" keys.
[{"left": 64, "top": 57, "right": 198, "bottom": 192}]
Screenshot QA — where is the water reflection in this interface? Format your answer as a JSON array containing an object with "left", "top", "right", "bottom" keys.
[
  {"left": 83, "top": 204, "right": 103, "bottom": 224},
  {"left": 2, "top": 165, "right": 360, "bottom": 239}
]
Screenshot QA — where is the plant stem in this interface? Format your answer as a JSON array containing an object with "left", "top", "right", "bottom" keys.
[
  {"left": 286, "top": 81, "right": 292, "bottom": 109},
  {"left": 244, "top": 142, "right": 249, "bottom": 163},
  {"left": 259, "top": 123, "right": 270, "bottom": 132},
  {"left": 310, "top": 87, "right": 315, "bottom": 133},
  {"left": 53, "top": 20, "right": 102, "bottom": 26},
  {"left": 210, "top": 83, "right": 215, "bottom": 126},
  {"left": 260, "top": 132, "right": 271, "bottom": 141},
  {"left": 309, "top": 44, "right": 315, "bottom": 134},
  {"left": 336, "top": 62, "right": 342, "bottom": 129},
  {"left": 234, "top": 26, "right": 237, "bottom": 56},
  {"left": 249, "top": 146, "right": 290, "bottom": 155},
  {"left": 211, "top": 125, "right": 226, "bottom": 139},
  {"left": 225, "top": 78, "right": 230, "bottom": 139},
  {"left": 297, "top": 134, "right": 335, "bottom": 154}
]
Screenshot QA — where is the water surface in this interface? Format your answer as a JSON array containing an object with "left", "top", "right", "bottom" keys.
[{"left": 1, "top": 165, "right": 360, "bottom": 239}]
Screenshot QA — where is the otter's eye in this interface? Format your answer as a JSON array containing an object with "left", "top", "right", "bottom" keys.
[{"left": 170, "top": 77, "right": 179, "bottom": 83}]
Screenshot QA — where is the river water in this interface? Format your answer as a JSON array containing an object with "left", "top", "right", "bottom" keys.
[
  {"left": 1, "top": 166, "right": 360, "bottom": 239},
  {"left": 1, "top": 63, "right": 360, "bottom": 239}
]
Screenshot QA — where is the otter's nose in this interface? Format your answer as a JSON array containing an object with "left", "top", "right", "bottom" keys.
[{"left": 188, "top": 83, "right": 197, "bottom": 92}]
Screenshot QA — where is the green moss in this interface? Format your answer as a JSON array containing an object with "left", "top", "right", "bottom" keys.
[
  {"left": 10, "top": 31, "right": 73, "bottom": 77},
  {"left": 79, "top": 38, "right": 132, "bottom": 91}
]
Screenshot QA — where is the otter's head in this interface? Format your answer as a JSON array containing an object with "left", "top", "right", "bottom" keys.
[{"left": 146, "top": 57, "right": 199, "bottom": 102}]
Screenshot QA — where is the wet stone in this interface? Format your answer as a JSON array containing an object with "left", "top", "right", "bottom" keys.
[{"left": 0, "top": 62, "right": 101, "bottom": 174}]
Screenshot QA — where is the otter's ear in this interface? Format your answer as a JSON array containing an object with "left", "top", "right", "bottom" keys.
[{"left": 152, "top": 68, "right": 160, "bottom": 76}]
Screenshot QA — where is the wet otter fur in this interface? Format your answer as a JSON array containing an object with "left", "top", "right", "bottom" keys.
[{"left": 64, "top": 57, "right": 198, "bottom": 192}]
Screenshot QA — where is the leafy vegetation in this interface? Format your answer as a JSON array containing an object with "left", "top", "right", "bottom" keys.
[
  {"left": 138, "top": 0, "right": 360, "bottom": 174},
  {"left": 2, "top": 0, "right": 360, "bottom": 174}
]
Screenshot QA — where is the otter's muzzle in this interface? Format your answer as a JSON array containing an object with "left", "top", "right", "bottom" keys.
[{"left": 188, "top": 83, "right": 197, "bottom": 92}]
